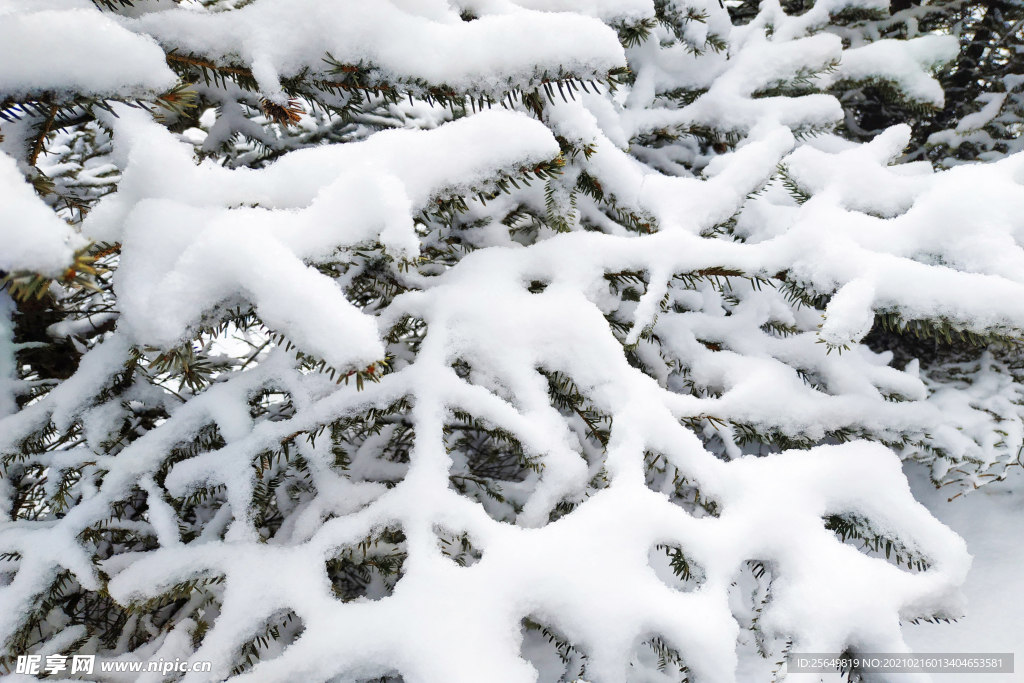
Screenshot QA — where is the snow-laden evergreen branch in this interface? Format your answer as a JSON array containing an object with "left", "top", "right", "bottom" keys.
[{"left": 0, "top": 0, "right": 1020, "bottom": 680}]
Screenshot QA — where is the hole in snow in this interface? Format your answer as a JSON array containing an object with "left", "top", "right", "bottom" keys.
[
  {"left": 451, "top": 358, "right": 472, "bottom": 380},
  {"left": 251, "top": 439, "right": 323, "bottom": 542},
  {"left": 231, "top": 609, "right": 305, "bottom": 676},
  {"left": 544, "top": 369, "right": 611, "bottom": 452},
  {"left": 324, "top": 397, "right": 414, "bottom": 488},
  {"left": 435, "top": 527, "right": 483, "bottom": 567},
  {"left": 147, "top": 574, "right": 226, "bottom": 648},
  {"left": 503, "top": 207, "right": 546, "bottom": 246},
  {"left": 643, "top": 451, "right": 721, "bottom": 518},
  {"left": 149, "top": 422, "right": 231, "bottom": 543},
  {"left": 527, "top": 279, "right": 549, "bottom": 293},
  {"left": 169, "top": 483, "right": 228, "bottom": 544},
  {"left": 446, "top": 409, "right": 540, "bottom": 524},
  {"left": 628, "top": 635, "right": 692, "bottom": 683},
  {"left": 729, "top": 560, "right": 793, "bottom": 662},
  {"left": 824, "top": 513, "right": 930, "bottom": 572},
  {"left": 519, "top": 617, "right": 588, "bottom": 683},
  {"left": 384, "top": 315, "right": 427, "bottom": 362},
  {"left": 649, "top": 544, "right": 705, "bottom": 592},
  {"left": 249, "top": 388, "right": 295, "bottom": 422},
  {"left": 326, "top": 526, "right": 407, "bottom": 601}
]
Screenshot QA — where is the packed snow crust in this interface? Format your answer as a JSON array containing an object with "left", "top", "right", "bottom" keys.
[{"left": 0, "top": 0, "right": 1019, "bottom": 682}]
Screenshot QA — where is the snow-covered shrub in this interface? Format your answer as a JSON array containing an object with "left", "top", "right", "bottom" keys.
[
  {"left": 785, "top": 0, "right": 1024, "bottom": 163},
  {"left": 1, "top": 0, "right": 1020, "bottom": 681}
]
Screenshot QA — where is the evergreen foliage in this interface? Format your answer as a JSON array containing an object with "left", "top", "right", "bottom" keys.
[
  {"left": 833, "top": 0, "right": 1023, "bottom": 162},
  {"left": 0, "top": 0, "right": 1020, "bottom": 681}
]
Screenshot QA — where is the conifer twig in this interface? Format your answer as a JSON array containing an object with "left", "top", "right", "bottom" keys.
[{"left": 29, "top": 102, "right": 58, "bottom": 166}]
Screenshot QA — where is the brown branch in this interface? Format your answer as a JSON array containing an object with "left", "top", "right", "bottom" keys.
[
  {"left": 572, "top": 405, "right": 609, "bottom": 447},
  {"left": 28, "top": 102, "right": 57, "bottom": 166},
  {"left": 166, "top": 53, "right": 253, "bottom": 77}
]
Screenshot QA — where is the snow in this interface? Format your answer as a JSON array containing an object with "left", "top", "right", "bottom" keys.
[
  {"left": 622, "top": 32, "right": 846, "bottom": 138},
  {"left": 901, "top": 464, "right": 1024, "bottom": 683},
  {"left": 0, "top": 150, "right": 80, "bottom": 275},
  {"left": 0, "top": 333, "right": 133, "bottom": 455},
  {"left": 121, "top": 0, "right": 627, "bottom": 99},
  {"left": 731, "top": 464, "right": 1024, "bottom": 682},
  {"left": 956, "top": 93, "right": 1009, "bottom": 133},
  {"left": 0, "top": 2, "right": 176, "bottom": 97},
  {"left": 816, "top": 36, "right": 959, "bottom": 108},
  {"left": 104, "top": 442, "right": 968, "bottom": 683},
  {"left": 745, "top": 129, "right": 1024, "bottom": 346},
  {"left": 85, "top": 105, "right": 560, "bottom": 368},
  {"left": 506, "top": 0, "right": 653, "bottom": 20},
  {"left": 0, "top": 0, "right": 1022, "bottom": 681}
]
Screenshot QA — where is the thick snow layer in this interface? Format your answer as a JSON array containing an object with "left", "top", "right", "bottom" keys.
[
  {"left": 0, "top": 2, "right": 176, "bottom": 97},
  {"left": 0, "top": 150, "right": 79, "bottom": 275},
  {"left": 6, "top": 109, "right": 1009, "bottom": 683},
  {"left": 507, "top": 0, "right": 653, "bottom": 20},
  {"left": 85, "top": 106, "right": 560, "bottom": 368},
  {"left": 742, "top": 127, "right": 1024, "bottom": 346},
  {"left": 103, "top": 442, "right": 967, "bottom": 683},
  {"left": 622, "top": 32, "right": 847, "bottom": 136},
  {"left": 121, "top": 0, "right": 626, "bottom": 97},
  {"left": 816, "top": 35, "right": 959, "bottom": 107},
  {"left": 1, "top": 0, "right": 1020, "bottom": 681},
  {"left": 730, "top": 465, "right": 1024, "bottom": 681},
  {"left": 7, "top": 116, "right": 998, "bottom": 676}
]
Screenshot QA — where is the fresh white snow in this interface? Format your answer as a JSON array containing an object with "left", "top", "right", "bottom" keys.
[{"left": 0, "top": 0, "right": 1021, "bottom": 681}]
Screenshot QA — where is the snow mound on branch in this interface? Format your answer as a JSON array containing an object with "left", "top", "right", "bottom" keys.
[
  {"left": 507, "top": 0, "right": 654, "bottom": 20},
  {"left": 736, "top": 127, "right": 1024, "bottom": 346},
  {"left": 105, "top": 422, "right": 968, "bottom": 683},
  {"left": 0, "top": 2, "right": 176, "bottom": 97},
  {"left": 620, "top": 32, "right": 845, "bottom": 138},
  {"left": 0, "top": 0, "right": 1011, "bottom": 680},
  {"left": 86, "top": 106, "right": 560, "bottom": 369},
  {"left": 121, "top": 0, "right": 626, "bottom": 98},
  {"left": 820, "top": 278, "right": 877, "bottom": 346},
  {"left": 0, "top": 150, "right": 79, "bottom": 275},
  {"left": 817, "top": 35, "right": 959, "bottom": 108},
  {"left": 955, "top": 92, "right": 1008, "bottom": 133}
]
